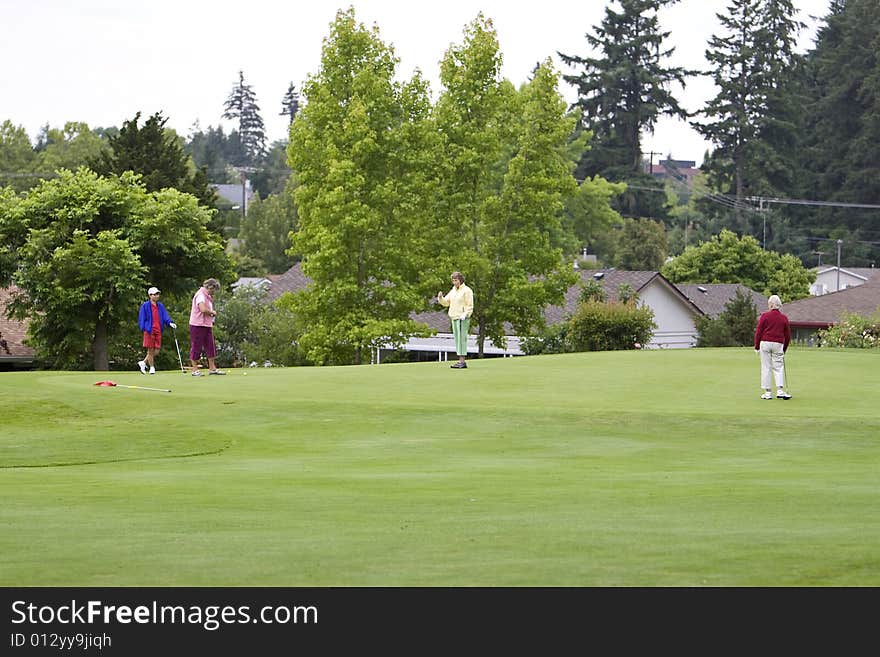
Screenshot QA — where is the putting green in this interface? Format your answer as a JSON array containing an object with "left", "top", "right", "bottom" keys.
[{"left": 0, "top": 373, "right": 230, "bottom": 467}]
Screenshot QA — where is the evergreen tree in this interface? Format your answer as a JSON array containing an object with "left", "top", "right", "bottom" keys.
[
  {"left": 280, "top": 82, "right": 301, "bottom": 127},
  {"left": 90, "top": 111, "right": 216, "bottom": 209},
  {"left": 223, "top": 70, "right": 267, "bottom": 166},
  {"left": 249, "top": 140, "right": 292, "bottom": 198},
  {"left": 186, "top": 124, "right": 240, "bottom": 183},
  {"left": 695, "top": 287, "right": 758, "bottom": 347},
  {"left": 798, "top": 0, "right": 880, "bottom": 265},
  {"left": 693, "top": 0, "right": 804, "bottom": 234},
  {"left": 559, "top": 0, "right": 694, "bottom": 218}
]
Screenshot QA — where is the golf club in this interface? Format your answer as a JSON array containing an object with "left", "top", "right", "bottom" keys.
[
  {"left": 172, "top": 326, "right": 186, "bottom": 374},
  {"left": 783, "top": 355, "right": 791, "bottom": 395},
  {"left": 94, "top": 380, "right": 171, "bottom": 393}
]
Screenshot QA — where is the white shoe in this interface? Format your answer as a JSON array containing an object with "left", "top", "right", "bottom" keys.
[
  {"left": 191, "top": 370, "right": 202, "bottom": 377},
  {"left": 777, "top": 390, "right": 791, "bottom": 400},
  {"left": 149, "top": 366, "right": 156, "bottom": 374},
  {"left": 761, "top": 391, "right": 772, "bottom": 400},
  {"left": 137, "top": 360, "right": 146, "bottom": 374}
]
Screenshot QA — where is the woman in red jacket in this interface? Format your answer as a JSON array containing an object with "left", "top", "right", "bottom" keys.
[{"left": 754, "top": 294, "right": 792, "bottom": 400}]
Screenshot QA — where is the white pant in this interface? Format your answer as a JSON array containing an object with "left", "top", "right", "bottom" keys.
[{"left": 759, "top": 341, "right": 786, "bottom": 390}]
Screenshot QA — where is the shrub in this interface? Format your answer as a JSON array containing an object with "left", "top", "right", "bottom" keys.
[
  {"left": 521, "top": 322, "right": 569, "bottom": 355},
  {"left": 566, "top": 300, "right": 656, "bottom": 352},
  {"left": 818, "top": 311, "right": 880, "bottom": 349}
]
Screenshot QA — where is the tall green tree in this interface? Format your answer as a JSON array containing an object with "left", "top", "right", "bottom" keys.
[
  {"left": 223, "top": 70, "right": 267, "bottom": 166},
  {"left": 797, "top": 0, "right": 880, "bottom": 265},
  {"left": 432, "top": 17, "right": 584, "bottom": 355},
  {"left": 693, "top": 0, "right": 804, "bottom": 233},
  {"left": 0, "top": 168, "right": 233, "bottom": 370},
  {"left": 559, "top": 0, "right": 694, "bottom": 218},
  {"left": 90, "top": 111, "right": 217, "bottom": 209},
  {"left": 287, "top": 8, "right": 436, "bottom": 365},
  {"left": 661, "top": 228, "right": 814, "bottom": 301}
]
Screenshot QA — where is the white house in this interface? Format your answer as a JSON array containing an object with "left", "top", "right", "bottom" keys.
[
  {"left": 256, "top": 264, "right": 715, "bottom": 359},
  {"left": 810, "top": 266, "right": 877, "bottom": 295},
  {"left": 545, "top": 270, "right": 704, "bottom": 349}
]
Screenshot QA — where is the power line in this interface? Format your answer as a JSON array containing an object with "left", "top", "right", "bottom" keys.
[
  {"left": 745, "top": 196, "right": 880, "bottom": 210},
  {"left": 0, "top": 172, "right": 58, "bottom": 178}
]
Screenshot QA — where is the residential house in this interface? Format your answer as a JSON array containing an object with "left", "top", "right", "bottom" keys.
[
  {"left": 248, "top": 265, "right": 707, "bottom": 359},
  {"left": 0, "top": 286, "right": 35, "bottom": 369},
  {"left": 547, "top": 270, "right": 704, "bottom": 349},
  {"left": 676, "top": 283, "right": 768, "bottom": 318},
  {"left": 784, "top": 275, "right": 880, "bottom": 344},
  {"left": 810, "top": 266, "right": 877, "bottom": 296},
  {"left": 232, "top": 277, "right": 274, "bottom": 294},
  {"left": 648, "top": 158, "right": 701, "bottom": 186},
  {"left": 212, "top": 180, "right": 255, "bottom": 212}
]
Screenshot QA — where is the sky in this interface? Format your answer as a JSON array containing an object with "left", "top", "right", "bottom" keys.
[{"left": 1, "top": 0, "right": 832, "bottom": 168}]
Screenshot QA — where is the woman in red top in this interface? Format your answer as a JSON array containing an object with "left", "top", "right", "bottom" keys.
[
  {"left": 137, "top": 287, "right": 176, "bottom": 374},
  {"left": 754, "top": 294, "right": 792, "bottom": 400}
]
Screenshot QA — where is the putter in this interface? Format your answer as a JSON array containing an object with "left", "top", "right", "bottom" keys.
[
  {"left": 783, "top": 356, "right": 791, "bottom": 395},
  {"left": 94, "top": 380, "right": 171, "bottom": 393},
  {"left": 172, "top": 326, "right": 186, "bottom": 374}
]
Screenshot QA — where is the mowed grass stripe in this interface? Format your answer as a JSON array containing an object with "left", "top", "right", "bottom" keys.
[{"left": 1, "top": 348, "right": 878, "bottom": 585}]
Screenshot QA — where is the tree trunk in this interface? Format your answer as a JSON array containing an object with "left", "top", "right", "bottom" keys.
[{"left": 92, "top": 317, "right": 110, "bottom": 371}]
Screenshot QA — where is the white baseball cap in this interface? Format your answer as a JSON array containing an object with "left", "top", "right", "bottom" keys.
[{"left": 148, "top": 287, "right": 160, "bottom": 295}]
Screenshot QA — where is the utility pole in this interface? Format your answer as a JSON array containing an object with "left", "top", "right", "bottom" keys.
[
  {"left": 232, "top": 166, "right": 257, "bottom": 223},
  {"left": 836, "top": 239, "right": 843, "bottom": 291},
  {"left": 760, "top": 198, "right": 767, "bottom": 249}
]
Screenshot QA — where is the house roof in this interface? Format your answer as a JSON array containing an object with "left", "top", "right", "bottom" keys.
[
  {"left": 232, "top": 277, "right": 273, "bottom": 292},
  {"left": 258, "top": 264, "right": 710, "bottom": 336},
  {"left": 0, "top": 286, "right": 35, "bottom": 360},
  {"left": 676, "top": 283, "right": 768, "bottom": 318},
  {"left": 211, "top": 182, "right": 254, "bottom": 207},
  {"left": 265, "top": 262, "right": 310, "bottom": 301},
  {"left": 544, "top": 269, "right": 703, "bottom": 325},
  {"left": 784, "top": 276, "right": 880, "bottom": 327},
  {"left": 814, "top": 266, "right": 877, "bottom": 282}
]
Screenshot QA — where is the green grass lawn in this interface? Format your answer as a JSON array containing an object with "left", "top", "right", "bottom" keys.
[{"left": 1, "top": 348, "right": 878, "bottom": 586}]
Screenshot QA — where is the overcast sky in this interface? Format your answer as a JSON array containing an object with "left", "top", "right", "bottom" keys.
[{"left": 2, "top": 0, "right": 831, "bottom": 167}]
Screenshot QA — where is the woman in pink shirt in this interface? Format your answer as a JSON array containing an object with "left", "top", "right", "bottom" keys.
[
  {"left": 754, "top": 294, "right": 791, "bottom": 400},
  {"left": 188, "top": 278, "right": 225, "bottom": 376}
]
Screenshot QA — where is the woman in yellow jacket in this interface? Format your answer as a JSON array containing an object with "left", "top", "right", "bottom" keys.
[{"left": 437, "top": 271, "right": 474, "bottom": 369}]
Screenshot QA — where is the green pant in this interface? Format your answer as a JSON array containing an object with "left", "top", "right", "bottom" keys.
[{"left": 452, "top": 318, "right": 470, "bottom": 356}]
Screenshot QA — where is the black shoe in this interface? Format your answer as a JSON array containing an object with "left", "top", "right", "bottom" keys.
[{"left": 451, "top": 362, "right": 467, "bottom": 369}]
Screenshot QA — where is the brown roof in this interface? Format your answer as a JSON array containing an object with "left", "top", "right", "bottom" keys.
[
  {"left": 544, "top": 269, "right": 702, "bottom": 325},
  {"left": 676, "top": 283, "right": 768, "bottom": 318},
  {"left": 265, "top": 261, "right": 311, "bottom": 301},
  {"left": 0, "top": 286, "right": 35, "bottom": 359},
  {"left": 262, "top": 264, "right": 708, "bottom": 335},
  {"left": 784, "top": 276, "right": 880, "bottom": 327}
]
